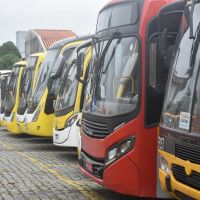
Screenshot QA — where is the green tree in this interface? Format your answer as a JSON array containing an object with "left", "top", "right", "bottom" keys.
[
  {"left": 0, "top": 54, "right": 20, "bottom": 70},
  {"left": 0, "top": 41, "right": 21, "bottom": 58},
  {"left": 0, "top": 41, "right": 21, "bottom": 70}
]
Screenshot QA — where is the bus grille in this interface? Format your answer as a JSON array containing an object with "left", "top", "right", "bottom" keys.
[
  {"left": 172, "top": 164, "right": 200, "bottom": 191},
  {"left": 175, "top": 144, "right": 200, "bottom": 165},
  {"left": 82, "top": 118, "right": 110, "bottom": 138}
]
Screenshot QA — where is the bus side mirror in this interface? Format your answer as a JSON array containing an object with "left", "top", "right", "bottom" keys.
[
  {"left": 76, "top": 52, "right": 84, "bottom": 82},
  {"left": 50, "top": 55, "right": 65, "bottom": 80},
  {"left": 113, "top": 76, "right": 134, "bottom": 100}
]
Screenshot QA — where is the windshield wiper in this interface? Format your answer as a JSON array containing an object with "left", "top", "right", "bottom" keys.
[
  {"left": 102, "top": 37, "right": 122, "bottom": 74},
  {"left": 189, "top": 23, "right": 200, "bottom": 71},
  {"left": 96, "top": 32, "right": 120, "bottom": 76},
  {"left": 90, "top": 31, "right": 120, "bottom": 111},
  {"left": 60, "top": 60, "right": 76, "bottom": 93},
  {"left": 92, "top": 36, "right": 100, "bottom": 61}
]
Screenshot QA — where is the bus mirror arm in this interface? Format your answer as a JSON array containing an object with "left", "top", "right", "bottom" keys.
[
  {"left": 76, "top": 52, "right": 85, "bottom": 83},
  {"left": 76, "top": 40, "right": 92, "bottom": 55},
  {"left": 159, "top": 28, "right": 168, "bottom": 60},
  {"left": 184, "top": 0, "right": 195, "bottom": 39},
  {"left": 76, "top": 119, "right": 81, "bottom": 127}
]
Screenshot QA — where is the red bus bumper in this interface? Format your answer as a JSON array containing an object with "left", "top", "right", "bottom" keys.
[{"left": 80, "top": 153, "right": 141, "bottom": 196}]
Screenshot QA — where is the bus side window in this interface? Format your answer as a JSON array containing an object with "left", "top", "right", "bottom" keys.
[
  {"left": 145, "top": 17, "right": 164, "bottom": 127},
  {"left": 146, "top": 35, "right": 165, "bottom": 127},
  {"left": 145, "top": 17, "right": 177, "bottom": 127}
]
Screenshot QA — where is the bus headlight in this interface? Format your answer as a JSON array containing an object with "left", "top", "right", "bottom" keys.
[
  {"left": 160, "top": 156, "right": 171, "bottom": 174},
  {"left": 105, "top": 136, "right": 135, "bottom": 166},
  {"left": 64, "top": 113, "right": 78, "bottom": 129},
  {"left": 32, "top": 104, "right": 43, "bottom": 122},
  {"left": 107, "top": 148, "right": 118, "bottom": 161}
]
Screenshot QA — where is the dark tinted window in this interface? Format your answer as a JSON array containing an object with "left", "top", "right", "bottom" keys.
[
  {"left": 97, "top": 2, "right": 138, "bottom": 32},
  {"left": 111, "top": 4, "right": 136, "bottom": 27},
  {"left": 97, "top": 9, "right": 111, "bottom": 31}
]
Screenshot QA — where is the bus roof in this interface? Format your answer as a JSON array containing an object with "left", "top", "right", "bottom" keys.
[
  {"left": 49, "top": 35, "right": 94, "bottom": 50},
  {"left": 100, "top": 0, "right": 174, "bottom": 12}
]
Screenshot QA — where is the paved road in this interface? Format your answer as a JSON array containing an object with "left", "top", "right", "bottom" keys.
[{"left": 0, "top": 128, "right": 155, "bottom": 200}]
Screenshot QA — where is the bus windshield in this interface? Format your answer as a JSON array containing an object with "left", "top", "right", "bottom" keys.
[
  {"left": 97, "top": 2, "right": 138, "bottom": 32},
  {"left": 161, "top": 5, "right": 200, "bottom": 131},
  {"left": 18, "top": 56, "right": 37, "bottom": 112},
  {"left": 5, "top": 67, "right": 20, "bottom": 114},
  {"left": 31, "top": 49, "right": 59, "bottom": 106},
  {"left": 55, "top": 62, "right": 78, "bottom": 111},
  {"left": 82, "top": 36, "right": 140, "bottom": 117},
  {"left": 0, "top": 76, "right": 10, "bottom": 113}
]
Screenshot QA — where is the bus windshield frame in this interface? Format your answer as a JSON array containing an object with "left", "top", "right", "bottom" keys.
[{"left": 82, "top": 35, "right": 141, "bottom": 117}]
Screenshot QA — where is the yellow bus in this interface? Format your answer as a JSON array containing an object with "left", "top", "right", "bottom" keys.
[
  {"left": 16, "top": 53, "right": 45, "bottom": 133},
  {"left": 4, "top": 61, "right": 26, "bottom": 133},
  {"left": 158, "top": 1, "right": 200, "bottom": 199},
  {"left": 53, "top": 46, "right": 92, "bottom": 153},
  {"left": 24, "top": 35, "right": 92, "bottom": 137}
]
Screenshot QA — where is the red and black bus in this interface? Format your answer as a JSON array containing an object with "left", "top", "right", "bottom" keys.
[{"left": 77, "top": 0, "right": 181, "bottom": 197}]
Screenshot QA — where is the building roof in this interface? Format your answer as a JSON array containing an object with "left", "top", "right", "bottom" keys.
[{"left": 33, "top": 29, "right": 77, "bottom": 49}]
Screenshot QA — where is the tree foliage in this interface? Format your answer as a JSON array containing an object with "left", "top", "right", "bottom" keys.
[
  {"left": 0, "top": 41, "right": 21, "bottom": 70},
  {"left": 0, "top": 54, "right": 20, "bottom": 70}
]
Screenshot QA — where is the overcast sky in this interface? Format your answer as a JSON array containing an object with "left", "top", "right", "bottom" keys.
[{"left": 0, "top": 0, "right": 108, "bottom": 45}]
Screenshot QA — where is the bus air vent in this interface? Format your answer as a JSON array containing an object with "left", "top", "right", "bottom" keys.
[
  {"left": 175, "top": 144, "right": 200, "bottom": 165},
  {"left": 82, "top": 118, "right": 110, "bottom": 138},
  {"left": 172, "top": 164, "right": 200, "bottom": 191}
]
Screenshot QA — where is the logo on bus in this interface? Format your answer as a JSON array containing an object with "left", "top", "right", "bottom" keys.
[{"left": 185, "top": 160, "right": 192, "bottom": 176}]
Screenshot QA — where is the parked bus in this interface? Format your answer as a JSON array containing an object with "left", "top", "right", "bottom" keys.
[
  {"left": 158, "top": 1, "right": 200, "bottom": 199},
  {"left": 0, "top": 71, "right": 11, "bottom": 127},
  {"left": 53, "top": 45, "right": 92, "bottom": 153},
  {"left": 16, "top": 53, "right": 45, "bottom": 133},
  {"left": 24, "top": 36, "right": 93, "bottom": 137},
  {"left": 4, "top": 61, "right": 26, "bottom": 133},
  {"left": 76, "top": 0, "right": 183, "bottom": 197}
]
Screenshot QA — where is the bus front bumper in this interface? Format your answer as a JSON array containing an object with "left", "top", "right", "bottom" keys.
[
  {"left": 80, "top": 153, "right": 141, "bottom": 196},
  {"left": 16, "top": 114, "right": 26, "bottom": 133},
  {"left": 159, "top": 150, "right": 200, "bottom": 200},
  {"left": 53, "top": 125, "right": 80, "bottom": 148},
  {"left": 0, "top": 113, "right": 4, "bottom": 125},
  {"left": 4, "top": 114, "right": 22, "bottom": 134},
  {"left": 24, "top": 113, "right": 53, "bottom": 137}
]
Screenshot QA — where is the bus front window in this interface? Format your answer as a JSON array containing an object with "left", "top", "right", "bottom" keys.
[
  {"left": 83, "top": 36, "right": 140, "bottom": 117},
  {"left": 0, "top": 77, "right": 8, "bottom": 113},
  {"left": 162, "top": 20, "right": 200, "bottom": 131},
  {"left": 19, "top": 57, "right": 37, "bottom": 110},
  {"left": 5, "top": 68, "right": 20, "bottom": 114},
  {"left": 31, "top": 49, "right": 59, "bottom": 107},
  {"left": 55, "top": 62, "right": 78, "bottom": 111}
]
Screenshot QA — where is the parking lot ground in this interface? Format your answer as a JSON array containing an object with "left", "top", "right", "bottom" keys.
[{"left": 0, "top": 128, "right": 158, "bottom": 200}]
